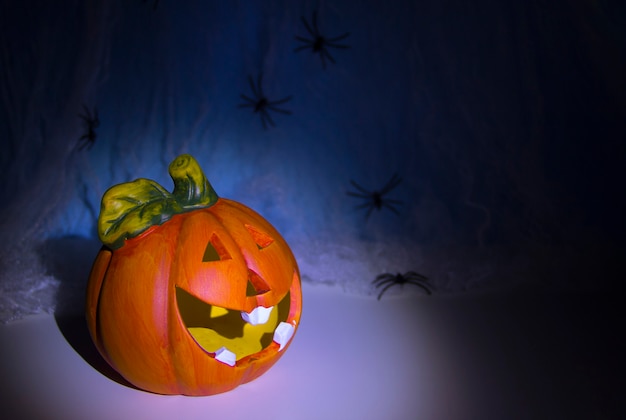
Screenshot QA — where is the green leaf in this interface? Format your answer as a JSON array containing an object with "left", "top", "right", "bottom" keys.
[{"left": 98, "top": 178, "right": 182, "bottom": 249}]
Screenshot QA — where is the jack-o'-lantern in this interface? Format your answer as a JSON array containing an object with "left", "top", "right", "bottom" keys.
[{"left": 86, "top": 154, "right": 302, "bottom": 396}]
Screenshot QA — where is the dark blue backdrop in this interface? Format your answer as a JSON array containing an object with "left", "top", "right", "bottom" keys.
[{"left": 1, "top": 0, "right": 624, "bottom": 321}]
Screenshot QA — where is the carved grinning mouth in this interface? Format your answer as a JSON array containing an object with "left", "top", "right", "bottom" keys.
[
  {"left": 176, "top": 287, "right": 295, "bottom": 366},
  {"left": 176, "top": 221, "right": 298, "bottom": 366}
]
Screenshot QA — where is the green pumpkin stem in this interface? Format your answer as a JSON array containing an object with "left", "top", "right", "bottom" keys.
[{"left": 169, "top": 154, "right": 219, "bottom": 208}]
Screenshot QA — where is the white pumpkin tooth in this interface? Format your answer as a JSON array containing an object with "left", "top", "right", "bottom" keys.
[
  {"left": 214, "top": 347, "right": 236, "bottom": 366},
  {"left": 241, "top": 306, "right": 273, "bottom": 326},
  {"left": 273, "top": 321, "right": 295, "bottom": 351}
]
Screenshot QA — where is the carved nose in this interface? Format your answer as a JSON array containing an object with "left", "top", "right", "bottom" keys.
[
  {"left": 202, "top": 235, "right": 231, "bottom": 262},
  {"left": 246, "top": 269, "right": 270, "bottom": 296}
]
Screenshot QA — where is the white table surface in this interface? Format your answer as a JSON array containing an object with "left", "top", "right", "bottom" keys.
[{"left": 0, "top": 282, "right": 620, "bottom": 420}]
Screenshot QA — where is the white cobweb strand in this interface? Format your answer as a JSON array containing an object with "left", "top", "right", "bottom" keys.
[{"left": 0, "top": 242, "right": 59, "bottom": 324}]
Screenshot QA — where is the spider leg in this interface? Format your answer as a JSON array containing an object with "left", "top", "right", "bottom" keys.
[
  {"left": 346, "top": 191, "right": 373, "bottom": 198},
  {"left": 382, "top": 202, "right": 401, "bottom": 215},
  {"left": 376, "top": 282, "right": 398, "bottom": 300},
  {"left": 258, "top": 112, "right": 269, "bottom": 130},
  {"left": 311, "top": 11, "right": 320, "bottom": 36},
  {"left": 322, "top": 49, "right": 337, "bottom": 65},
  {"left": 294, "top": 40, "right": 314, "bottom": 53},
  {"left": 261, "top": 109, "right": 276, "bottom": 128},
  {"left": 404, "top": 271, "right": 429, "bottom": 282},
  {"left": 77, "top": 137, "right": 90, "bottom": 151},
  {"left": 354, "top": 201, "right": 374, "bottom": 210},
  {"left": 268, "top": 106, "right": 292, "bottom": 115},
  {"left": 405, "top": 280, "right": 432, "bottom": 295},
  {"left": 84, "top": 140, "right": 95, "bottom": 151},
  {"left": 78, "top": 108, "right": 92, "bottom": 124},
  {"left": 326, "top": 32, "right": 351, "bottom": 44},
  {"left": 301, "top": 15, "right": 316, "bottom": 38},
  {"left": 81, "top": 104, "right": 92, "bottom": 120},
  {"left": 372, "top": 275, "right": 394, "bottom": 286},
  {"left": 246, "top": 75, "right": 258, "bottom": 98},
  {"left": 294, "top": 36, "right": 313, "bottom": 44},
  {"left": 352, "top": 201, "right": 376, "bottom": 217},
  {"left": 237, "top": 94, "right": 256, "bottom": 108},
  {"left": 349, "top": 180, "right": 372, "bottom": 195},
  {"left": 326, "top": 42, "right": 351, "bottom": 50},
  {"left": 319, "top": 51, "right": 327, "bottom": 69},
  {"left": 372, "top": 278, "right": 395, "bottom": 289},
  {"left": 267, "top": 96, "right": 292, "bottom": 106},
  {"left": 379, "top": 174, "right": 402, "bottom": 195},
  {"left": 256, "top": 73, "right": 265, "bottom": 98}
]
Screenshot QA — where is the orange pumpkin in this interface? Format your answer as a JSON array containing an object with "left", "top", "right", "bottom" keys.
[{"left": 86, "top": 155, "right": 302, "bottom": 395}]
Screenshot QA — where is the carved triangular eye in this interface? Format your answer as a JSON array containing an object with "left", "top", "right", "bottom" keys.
[
  {"left": 245, "top": 224, "right": 274, "bottom": 250},
  {"left": 246, "top": 269, "right": 270, "bottom": 296},
  {"left": 202, "top": 234, "right": 232, "bottom": 262}
]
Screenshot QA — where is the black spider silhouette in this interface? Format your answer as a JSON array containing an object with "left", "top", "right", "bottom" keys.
[
  {"left": 346, "top": 174, "right": 403, "bottom": 219},
  {"left": 294, "top": 11, "right": 350, "bottom": 69},
  {"left": 373, "top": 271, "right": 432, "bottom": 300},
  {"left": 77, "top": 105, "right": 99, "bottom": 151},
  {"left": 238, "top": 73, "right": 292, "bottom": 129}
]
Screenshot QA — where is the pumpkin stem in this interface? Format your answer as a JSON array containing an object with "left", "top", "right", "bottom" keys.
[{"left": 169, "top": 154, "right": 219, "bottom": 208}]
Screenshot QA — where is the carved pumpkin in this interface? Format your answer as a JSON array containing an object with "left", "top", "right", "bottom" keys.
[{"left": 86, "top": 154, "right": 302, "bottom": 396}]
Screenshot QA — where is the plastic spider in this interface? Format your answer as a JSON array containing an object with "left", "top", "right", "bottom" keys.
[
  {"left": 294, "top": 11, "right": 350, "bottom": 69},
  {"left": 77, "top": 105, "right": 99, "bottom": 151},
  {"left": 346, "top": 174, "right": 403, "bottom": 219},
  {"left": 238, "top": 73, "right": 292, "bottom": 129},
  {"left": 373, "top": 271, "right": 432, "bottom": 300}
]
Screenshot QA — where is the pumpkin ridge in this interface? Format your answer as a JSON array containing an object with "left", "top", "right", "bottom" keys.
[{"left": 167, "top": 214, "right": 199, "bottom": 392}]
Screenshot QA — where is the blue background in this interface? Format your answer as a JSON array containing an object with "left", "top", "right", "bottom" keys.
[{"left": 1, "top": 0, "right": 624, "bottom": 321}]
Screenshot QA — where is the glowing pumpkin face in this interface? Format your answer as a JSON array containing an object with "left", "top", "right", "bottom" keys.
[{"left": 86, "top": 155, "right": 302, "bottom": 396}]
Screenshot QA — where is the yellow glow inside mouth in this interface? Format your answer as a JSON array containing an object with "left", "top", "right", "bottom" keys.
[
  {"left": 188, "top": 306, "right": 278, "bottom": 359},
  {"left": 176, "top": 288, "right": 290, "bottom": 362}
]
